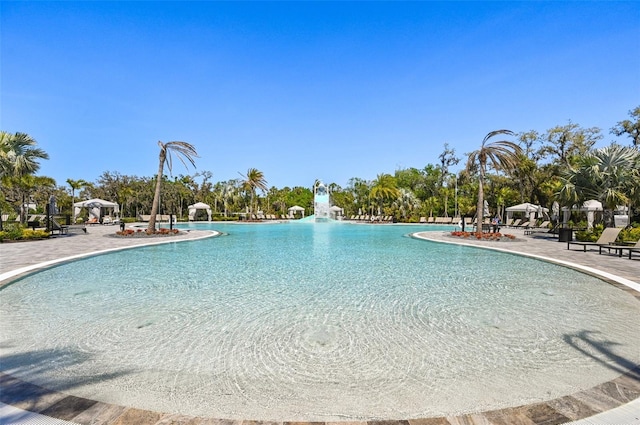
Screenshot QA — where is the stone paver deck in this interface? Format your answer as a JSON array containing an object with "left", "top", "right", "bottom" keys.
[{"left": 0, "top": 224, "right": 639, "bottom": 425}]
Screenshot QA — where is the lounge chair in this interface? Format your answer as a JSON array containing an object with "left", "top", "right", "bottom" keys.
[
  {"left": 27, "top": 219, "right": 42, "bottom": 230},
  {"left": 536, "top": 220, "right": 550, "bottom": 229},
  {"left": 419, "top": 217, "right": 427, "bottom": 223},
  {"left": 567, "top": 227, "right": 623, "bottom": 252},
  {"left": 509, "top": 219, "right": 522, "bottom": 228},
  {"left": 604, "top": 239, "right": 640, "bottom": 259},
  {"left": 51, "top": 218, "right": 69, "bottom": 235},
  {"left": 524, "top": 220, "right": 551, "bottom": 235}
]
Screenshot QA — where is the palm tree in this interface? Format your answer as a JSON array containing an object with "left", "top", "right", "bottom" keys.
[
  {"left": 0, "top": 132, "right": 50, "bottom": 226},
  {"left": 466, "top": 130, "right": 522, "bottom": 224},
  {"left": 3, "top": 174, "right": 56, "bottom": 224},
  {"left": 240, "top": 168, "right": 268, "bottom": 219},
  {"left": 0, "top": 132, "right": 49, "bottom": 178},
  {"left": 370, "top": 173, "right": 400, "bottom": 217},
  {"left": 392, "top": 188, "right": 420, "bottom": 219},
  {"left": 148, "top": 141, "right": 198, "bottom": 232},
  {"left": 558, "top": 143, "right": 639, "bottom": 226},
  {"left": 66, "top": 178, "right": 88, "bottom": 212}
]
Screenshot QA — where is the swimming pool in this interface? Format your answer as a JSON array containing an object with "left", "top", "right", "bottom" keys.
[{"left": 1, "top": 222, "right": 638, "bottom": 420}]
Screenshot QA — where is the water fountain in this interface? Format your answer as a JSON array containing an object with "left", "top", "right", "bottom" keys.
[{"left": 313, "top": 180, "right": 331, "bottom": 222}]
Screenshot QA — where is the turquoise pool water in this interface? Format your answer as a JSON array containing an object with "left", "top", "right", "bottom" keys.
[{"left": 1, "top": 222, "right": 639, "bottom": 420}]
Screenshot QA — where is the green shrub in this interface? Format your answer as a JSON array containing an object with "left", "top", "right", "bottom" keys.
[
  {"left": 0, "top": 224, "right": 50, "bottom": 241},
  {"left": 0, "top": 224, "right": 24, "bottom": 241},
  {"left": 575, "top": 223, "right": 604, "bottom": 242},
  {"left": 22, "top": 229, "right": 50, "bottom": 240},
  {"left": 620, "top": 224, "right": 640, "bottom": 242},
  {"left": 212, "top": 216, "right": 238, "bottom": 222}
]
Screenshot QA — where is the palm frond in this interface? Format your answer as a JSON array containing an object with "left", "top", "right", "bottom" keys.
[{"left": 160, "top": 141, "right": 199, "bottom": 174}]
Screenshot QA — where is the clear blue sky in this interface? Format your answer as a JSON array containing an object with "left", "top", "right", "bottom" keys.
[{"left": 2, "top": 1, "right": 639, "bottom": 190}]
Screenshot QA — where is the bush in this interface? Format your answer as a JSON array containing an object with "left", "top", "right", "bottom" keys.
[
  {"left": 620, "top": 224, "right": 640, "bottom": 242},
  {"left": 575, "top": 223, "right": 609, "bottom": 242},
  {"left": 22, "top": 229, "right": 50, "bottom": 240},
  {"left": 212, "top": 216, "right": 239, "bottom": 222},
  {"left": 0, "top": 224, "right": 50, "bottom": 241}
]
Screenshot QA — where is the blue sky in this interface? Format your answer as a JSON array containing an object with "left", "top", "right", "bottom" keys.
[{"left": 2, "top": 1, "right": 639, "bottom": 190}]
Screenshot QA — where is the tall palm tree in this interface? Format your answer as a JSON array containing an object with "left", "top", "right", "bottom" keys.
[
  {"left": 240, "top": 168, "right": 268, "bottom": 219},
  {"left": 466, "top": 130, "right": 522, "bottom": 224},
  {"left": 423, "top": 196, "right": 439, "bottom": 218},
  {"left": 148, "top": 141, "right": 198, "bottom": 232},
  {"left": 66, "top": 178, "right": 88, "bottom": 213},
  {"left": 370, "top": 173, "right": 400, "bottom": 216}
]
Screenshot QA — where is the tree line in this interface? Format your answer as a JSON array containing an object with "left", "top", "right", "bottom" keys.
[{"left": 1, "top": 107, "right": 639, "bottom": 228}]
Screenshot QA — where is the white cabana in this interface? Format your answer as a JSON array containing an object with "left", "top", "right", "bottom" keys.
[
  {"left": 581, "top": 199, "right": 603, "bottom": 211},
  {"left": 505, "top": 203, "right": 548, "bottom": 220},
  {"left": 288, "top": 205, "right": 305, "bottom": 218},
  {"left": 329, "top": 205, "right": 344, "bottom": 219},
  {"left": 188, "top": 202, "right": 212, "bottom": 221},
  {"left": 561, "top": 200, "right": 604, "bottom": 229},
  {"left": 73, "top": 198, "right": 119, "bottom": 221},
  {"left": 582, "top": 200, "right": 603, "bottom": 229}
]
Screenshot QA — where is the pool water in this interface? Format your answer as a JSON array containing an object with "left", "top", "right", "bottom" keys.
[{"left": 1, "top": 222, "right": 639, "bottom": 420}]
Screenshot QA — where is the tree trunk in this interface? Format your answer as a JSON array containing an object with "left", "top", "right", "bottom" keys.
[
  {"left": 250, "top": 191, "right": 255, "bottom": 219},
  {"left": 21, "top": 192, "right": 27, "bottom": 224},
  {"left": 148, "top": 150, "right": 166, "bottom": 232},
  {"left": 476, "top": 175, "right": 484, "bottom": 228},
  {"left": 444, "top": 192, "right": 449, "bottom": 217}
]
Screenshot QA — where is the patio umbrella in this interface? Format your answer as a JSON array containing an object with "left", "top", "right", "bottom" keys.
[
  {"left": 552, "top": 201, "right": 559, "bottom": 221},
  {"left": 483, "top": 200, "right": 490, "bottom": 217}
]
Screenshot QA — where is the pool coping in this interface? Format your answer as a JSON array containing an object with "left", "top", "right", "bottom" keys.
[{"left": 1, "top": 228, "right": 639, "bottom": 425}]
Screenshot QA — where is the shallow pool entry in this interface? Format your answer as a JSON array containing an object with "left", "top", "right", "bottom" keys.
[{"left": 1, "top": 223, "right": 639, "bottom": 420}]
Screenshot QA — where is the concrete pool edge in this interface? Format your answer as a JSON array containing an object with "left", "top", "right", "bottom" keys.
[{"left": 0, "top": 228, "right": 639, "bottom": 424}]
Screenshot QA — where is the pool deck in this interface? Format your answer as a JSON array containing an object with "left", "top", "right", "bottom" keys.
[{"left": 0, "top": 224, "right": 639, "bottom": 425}]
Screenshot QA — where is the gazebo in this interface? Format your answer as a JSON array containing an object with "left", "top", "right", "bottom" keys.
[
  {"left": 73, "top": 198, "right": 119, "bottom": 222},
  {"left": 329, "top": 205, "right": 344, "bottom": 220},
  {"left": 288, "top": 205, "right": 305, "bottom": 218},
  {"left": 505, "top": 202, "right": 548, "bottom": 221},
  {"left": 561, "top": 200, "right": 604, "bottom": 229},
  {"left": 188, "top": 202, "right": 212, "bottom": 221}
]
